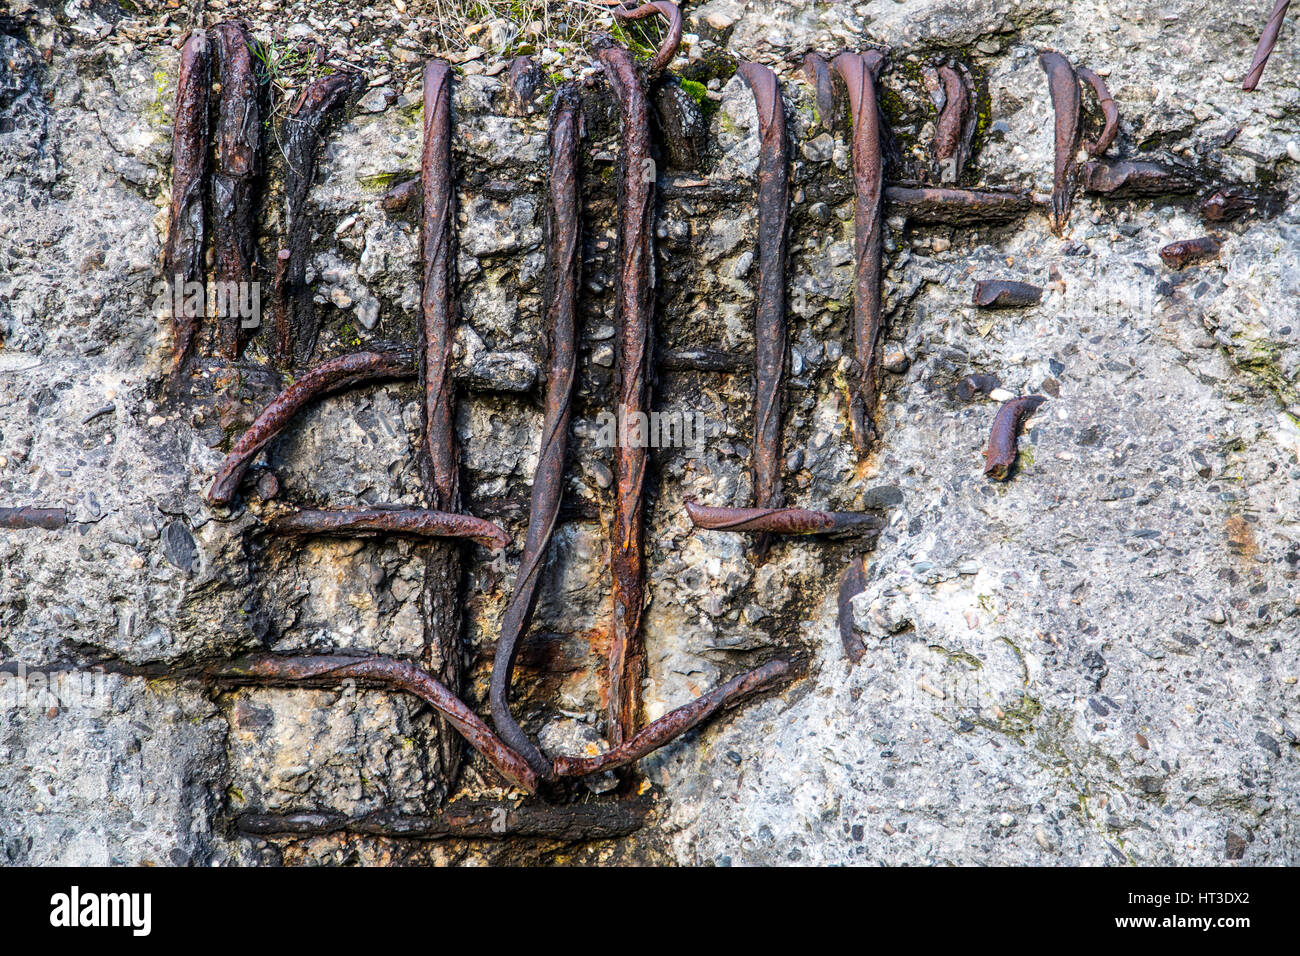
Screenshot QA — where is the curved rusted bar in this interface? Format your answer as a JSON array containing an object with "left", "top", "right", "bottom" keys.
[
  {"left": 884, "top": 186, "right": 1032, "bottom": 226},
  {"left": 984, "top": 395, "right": 1046, "bottom": 481},
  {"left": 0, "top": 507, "right": 67, "bottom": 531},
  {"left": 267, "top": 507, "right": 509, "bottom": 550},
  {"left": 282, "top": 72, "right": 363, "bottom": 366},
  {"left": 553, "top": 659, "right": 791, "bottom": 776},
  {"left": 206, "top": 349, "right": 415, "bottom": 506},
  {"left": 612, "top": 1, "right": 683, "bottom": 72},
  {"left": 490, "top": 87, "right": 583, "bottom": 779},
  {"left": 212, "top": 21, "right": 260, "bottom": 361},
  {"left": 206, "top": 653, "right": 537, "bottom": 793},
  {"left": 833, "top": 50, "right": 887, "bottom": 455},
  {"left": 933, "top": 64, "right": 971, "bottom": 181},
  {"left": 164, "top": 29, "right": 210, "bottom": 383},
  {"left": 738, "top": 62, "right": 789, "bottom": 560},
  {"left": 802, "top": 52, "right": 836, "bottom": 133},
  {"left": 837, "top": 555, "right": 868, "bottom": 664},
  {"left": 1076, "top": 66, "right": 1118, "bottom": 158},
  {"left": 685, "top": 500, "right": 883, "bottom": 536},
  {"left": 599, "top": 41, "right": 655, "bottom": 746},
  {"left": 1037, "top": 50, "right": 1081, "bottom": 237},
  {"left": 1243, "top": 0, "right": 1290, "bottom": 91}
]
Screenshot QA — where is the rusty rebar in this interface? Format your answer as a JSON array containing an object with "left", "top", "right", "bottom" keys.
[
  {"left": 553, "top": 659, "right": 791, "bottom": 776},
  {"left": 600, "top": 41, "right": 655, "bottom": 746},
  {"left": 685, "top": 500, "right": 883, "bottom": 537},
  {"left": 1159, "top": 236, "right": 1222, "bottom": 269},
  {"left": 490, "top": 87, "right": 583, "bottom": 779},
  {"left": 206, "top": 653, "right": 537, "bottom": 792},
  {"left": 973, "top": 279, "right": 1043, "bottom": 309},
  {"left": 833, "top": 50, "right": 887, "bottom": 456},
  {"left": 420, "top": 60, "right": 459, "bottom": 512},
  {"left": 0, "top": 507, "right": 67, "bottom": 530},
  {"left": 984, "top": 395, "right": 1046, "bottom": 481},
  {"left": 267, "top": 507, "right": 509, "bottom": 550},
  {"left": 1081, "top": 160, "right": 1198, "bottom": 198},
  {"left": 613, "top": 1, "right": 683, "bottom": 72},
  {"left": 802, "top": 52, "right": 836, "bottom": 133},
  {"left": 836, "top": 555, "right": 868, "bottom": 664},
  {"left": 418, "top": 59, "right": 469, "bottom": 787},
  {"left": 282, "top": 72, "right": 363, "bottom": 366},
  {"left": 206, "top": 349, "right": 415, "bottom": 506},
  {"left": 738, "top": 62, "right": 789, "bottom": 560},
  {"left": 506, "top": 55, "right": 541, "bottom": 114},
  {"left": 380, "top": 177, "right": 421, "bottom": 217},
  {"left": 1076, "top": 66, "right": 1118, "bottom": 158},
  {"left": 1038, "top": 50, "right": 1081, "bottom": 237},
  {"left": 164, "top": 29, "right": 210, "bottom": 383},
  {"left": 212, "top": 21, "right": 261, "bottom": 361},
  {"left": 884, "top": 186, "right": 1032, "bottom": 226},
  {"left": 235, "top": 796, "right": 652, "bottom": 841},
  {"left": 272, "top": 248, "right": 291, "bottom": 362},
  {"left": 1243, "top": 0, "right": 1290, "bottom": 91},
  {"left": 934, "top": 64, "right": 972, "bottom": 182},
  {"left": 1200, "top": 188, "right": 1258, "bottom": 222}
]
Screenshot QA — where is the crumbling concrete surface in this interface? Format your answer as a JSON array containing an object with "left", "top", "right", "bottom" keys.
[{"left": 1, "top": 0, "right": 1297, "bottom": 865}]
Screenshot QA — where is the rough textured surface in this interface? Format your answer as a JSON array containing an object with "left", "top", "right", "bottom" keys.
[{"left": 1, "top": 0, "right": 1297, "bottom": 865}]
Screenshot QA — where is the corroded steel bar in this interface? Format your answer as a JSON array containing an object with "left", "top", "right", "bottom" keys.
[
  {"left": 884, "top": 186, "right": 1031, "bottom": 226},
  {"left": 553, "top": 659, "right": 791, "bottom": 776},
  {"left": 934, "top": 64, "right": 971, "bottom": 181},
  {"left": 420, "top": 60, "right": 459, "bottom": 512},
  {"left": 599, "top": 41, "right": 655, "bottom": 746},
  {"left": 833, "top": 50, "right": 887, "bottom": 455},
  {"left": 235, "top": 796, "right": 652, "bottom": 841},
  {"left": 984, "top": 395, "right": 1046, "bottom": 481},
  {"left": 206, "top": 654, "right": 537, "bottom": 792},
  {"left": 212, "top": 21, "right": 261, "bottom": 361},
  {"left": 685, "top": 500, "right": 883, "bottom": 536},
  {"left": 0, "top": 507, "right": 67, "bottom": 530},
  {"left": 1243, "top": 0, "right": 1290, "bottom": 91},
  {"left": 802, "top": 52, "right": 836, "bottom": 132},
  {"left": 267, "top": 507, "right": 509, "bottom": 550},
  {"left": 1081, "top": 160, "right": 1198, "bottom": 197},
  {"left": 380, "top": 176, "right": 421, "bottom": 217},
  {"left": 206, "top": 349, "right": 415, "bottom": 506},
  {"left": 614, "top": 1, "right": 684, "bottom": 72},
  {"left": 283, "top": 72, "right": 362, "bottom": 365},
  {"left": 738, "top": 62, "right": 789, "bottom": 560},
  {"left": 1159, "top": 235, "right": 1221, "bottom": 269},
  {"left": 272, "top": 248, "right": 291, "bottom": 364},
  {"left": 1200, "top": 188, "right": 1257, "bottom": 222},
  {"left": 973, "top": 279, "right": 1043, "bottom": 308},
  {"left": 1076, "top": 66, "right": 1118, "bottom": 158},
  {"left": 164, "top": 29, "right": 210, "bottom": 382},
  {"left": 418, "top": 59, "right": 467, "bottom": 786},
  {"left": 490, "top": 87, "right": 583, "bottom": 779},
  {"left": 506, "top": 55, "right": 540, "bottom": 114},
  {"left": 836, "top": 555, "right": 868, "bottom": 664},
  {"left": 1037, "top": 50, "right": 1081, "bottom": 237}
]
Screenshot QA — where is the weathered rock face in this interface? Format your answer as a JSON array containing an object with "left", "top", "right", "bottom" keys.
[{"left": 1, "top": 0, "right": 1296, "bottom": 865}]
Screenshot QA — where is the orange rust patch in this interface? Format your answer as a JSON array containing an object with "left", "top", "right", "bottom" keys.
[{"left": 1225, "top": 515, "right": 1258, "bottom": 562}]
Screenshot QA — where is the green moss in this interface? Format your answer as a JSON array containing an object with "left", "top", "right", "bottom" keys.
[
  {"left": 359, "top": 171, "right": 409, "bottom": 192},
  {"left": 679, "top": 79, "right": 708, "bottom": 104},
  {"left": 929, "top": 644, "right": 983, "bottom": 670}
]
